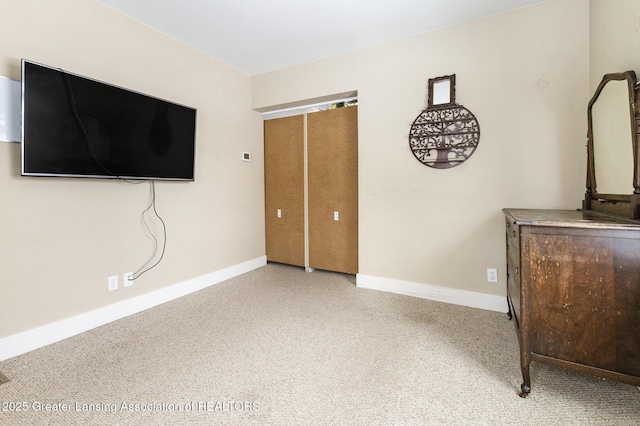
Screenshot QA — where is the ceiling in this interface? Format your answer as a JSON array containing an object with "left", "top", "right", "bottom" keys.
[{"left": 98, "top": 0, "right": 548, "bottom": 76}]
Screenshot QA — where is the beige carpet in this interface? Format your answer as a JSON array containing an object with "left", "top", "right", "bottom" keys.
[{"left": 0, "top": 263, "right": 638, "bottom": 425}]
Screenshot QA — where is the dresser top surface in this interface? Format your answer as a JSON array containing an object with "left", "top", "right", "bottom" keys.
[{"left": 503, "top": 208, "right": 640, "bottom": 230}]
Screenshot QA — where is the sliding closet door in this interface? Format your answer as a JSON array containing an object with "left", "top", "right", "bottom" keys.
[
  {"left": 264, "top": 115, "right": 305, "bottom": 267},
  {"left": 307, "top": 107, "right": 358, "bottom": 274}
]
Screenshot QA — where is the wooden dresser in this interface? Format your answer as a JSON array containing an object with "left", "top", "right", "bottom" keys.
[{"left": 503, "top": 208, "right": 640, "bottom": 397}]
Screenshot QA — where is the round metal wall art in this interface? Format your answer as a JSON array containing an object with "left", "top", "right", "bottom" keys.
[{"left": 409, "top": 74, "right": 480, "bottom": 169}]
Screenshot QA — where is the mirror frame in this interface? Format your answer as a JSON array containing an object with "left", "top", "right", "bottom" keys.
[
  {"left": 584, "top": 71, "right": 640, "bottom": 219},
  {"left": 428, "top": 74, "right": 456, "bottom": 108}
]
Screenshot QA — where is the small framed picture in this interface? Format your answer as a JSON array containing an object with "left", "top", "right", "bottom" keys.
[{"left": 428, "top": 74, "right": 456, "bottom": 107}]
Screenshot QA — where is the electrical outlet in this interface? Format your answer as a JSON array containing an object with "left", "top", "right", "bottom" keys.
[
  {"left": 108, "top": 275, "right": 118, "bottom": 291},
  {"left": 487, "top": 268, "right": 498, "bottom": 283},
  {"left": 124, "top": 272, "right": 133, "bottom": 287}
]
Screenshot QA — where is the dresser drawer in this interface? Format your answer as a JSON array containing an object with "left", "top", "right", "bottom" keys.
[
  {"left": 506, "top": 244, "right": 521, "bottom": 327},
  {"left": 505, "top": 216, "right": 520, "bottom": 252}
]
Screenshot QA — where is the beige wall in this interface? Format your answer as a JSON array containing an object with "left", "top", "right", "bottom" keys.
[
  {"left": 590, "top": 0, "right": 640, "bottom": 90},
  {"left": 0, "top": 0, "right": 607, "bottom": 341},
  {"left": 0, "top": 0, "right": 265, "bottom": 337},
  {"left": 253, "top": 0, "right": 590, "bottom": 295}
]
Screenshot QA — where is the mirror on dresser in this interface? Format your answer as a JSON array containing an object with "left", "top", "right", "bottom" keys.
[
  {"left": 584, "top": 71, "right": 640, "bottom": 219},
  {"left": 503, "top": 70, "right": 640, "bottom": 397}
]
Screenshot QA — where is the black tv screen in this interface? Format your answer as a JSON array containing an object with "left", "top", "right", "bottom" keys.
[{"left": 21, "top": 59, "right": 196, "bottom": 181}]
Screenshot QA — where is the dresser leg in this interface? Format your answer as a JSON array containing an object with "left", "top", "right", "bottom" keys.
[
  {"left": 518, "top": 382, "right": 531, "bottom": 398},
  {"left": 518, "top": 362, "right": 531, "bottom": 398}
]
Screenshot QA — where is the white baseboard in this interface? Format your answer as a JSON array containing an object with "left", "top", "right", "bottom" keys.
[
  {"left": 356, "top": 274, "right": 508, "bottom": 313},
  {"left": 0, "top": 256, "right": 267, "bottom": 362}
]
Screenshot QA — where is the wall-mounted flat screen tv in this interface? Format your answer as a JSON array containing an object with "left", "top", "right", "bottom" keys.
[{"left": 21, "top": 59, "right": 196, "bottom": 181}]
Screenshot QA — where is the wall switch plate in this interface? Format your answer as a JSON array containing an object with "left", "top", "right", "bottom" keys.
[
  {"left": 277, "top": 209, "right": 282, "bottom": 218},
  {"left": 334, "top": 211, "right": 339, "bottom": 221},
  {"left": 124, "top": 272, "right": 133, "bottom": 287},
  {"left": 108, "top": 275, "right": 118, "bottom": 291},
  {"left": 487, "top": 268, "right": 498, "bottom": 283},
  {"left": 242, "top": 151, "right": 251, "bottom": 161}
]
